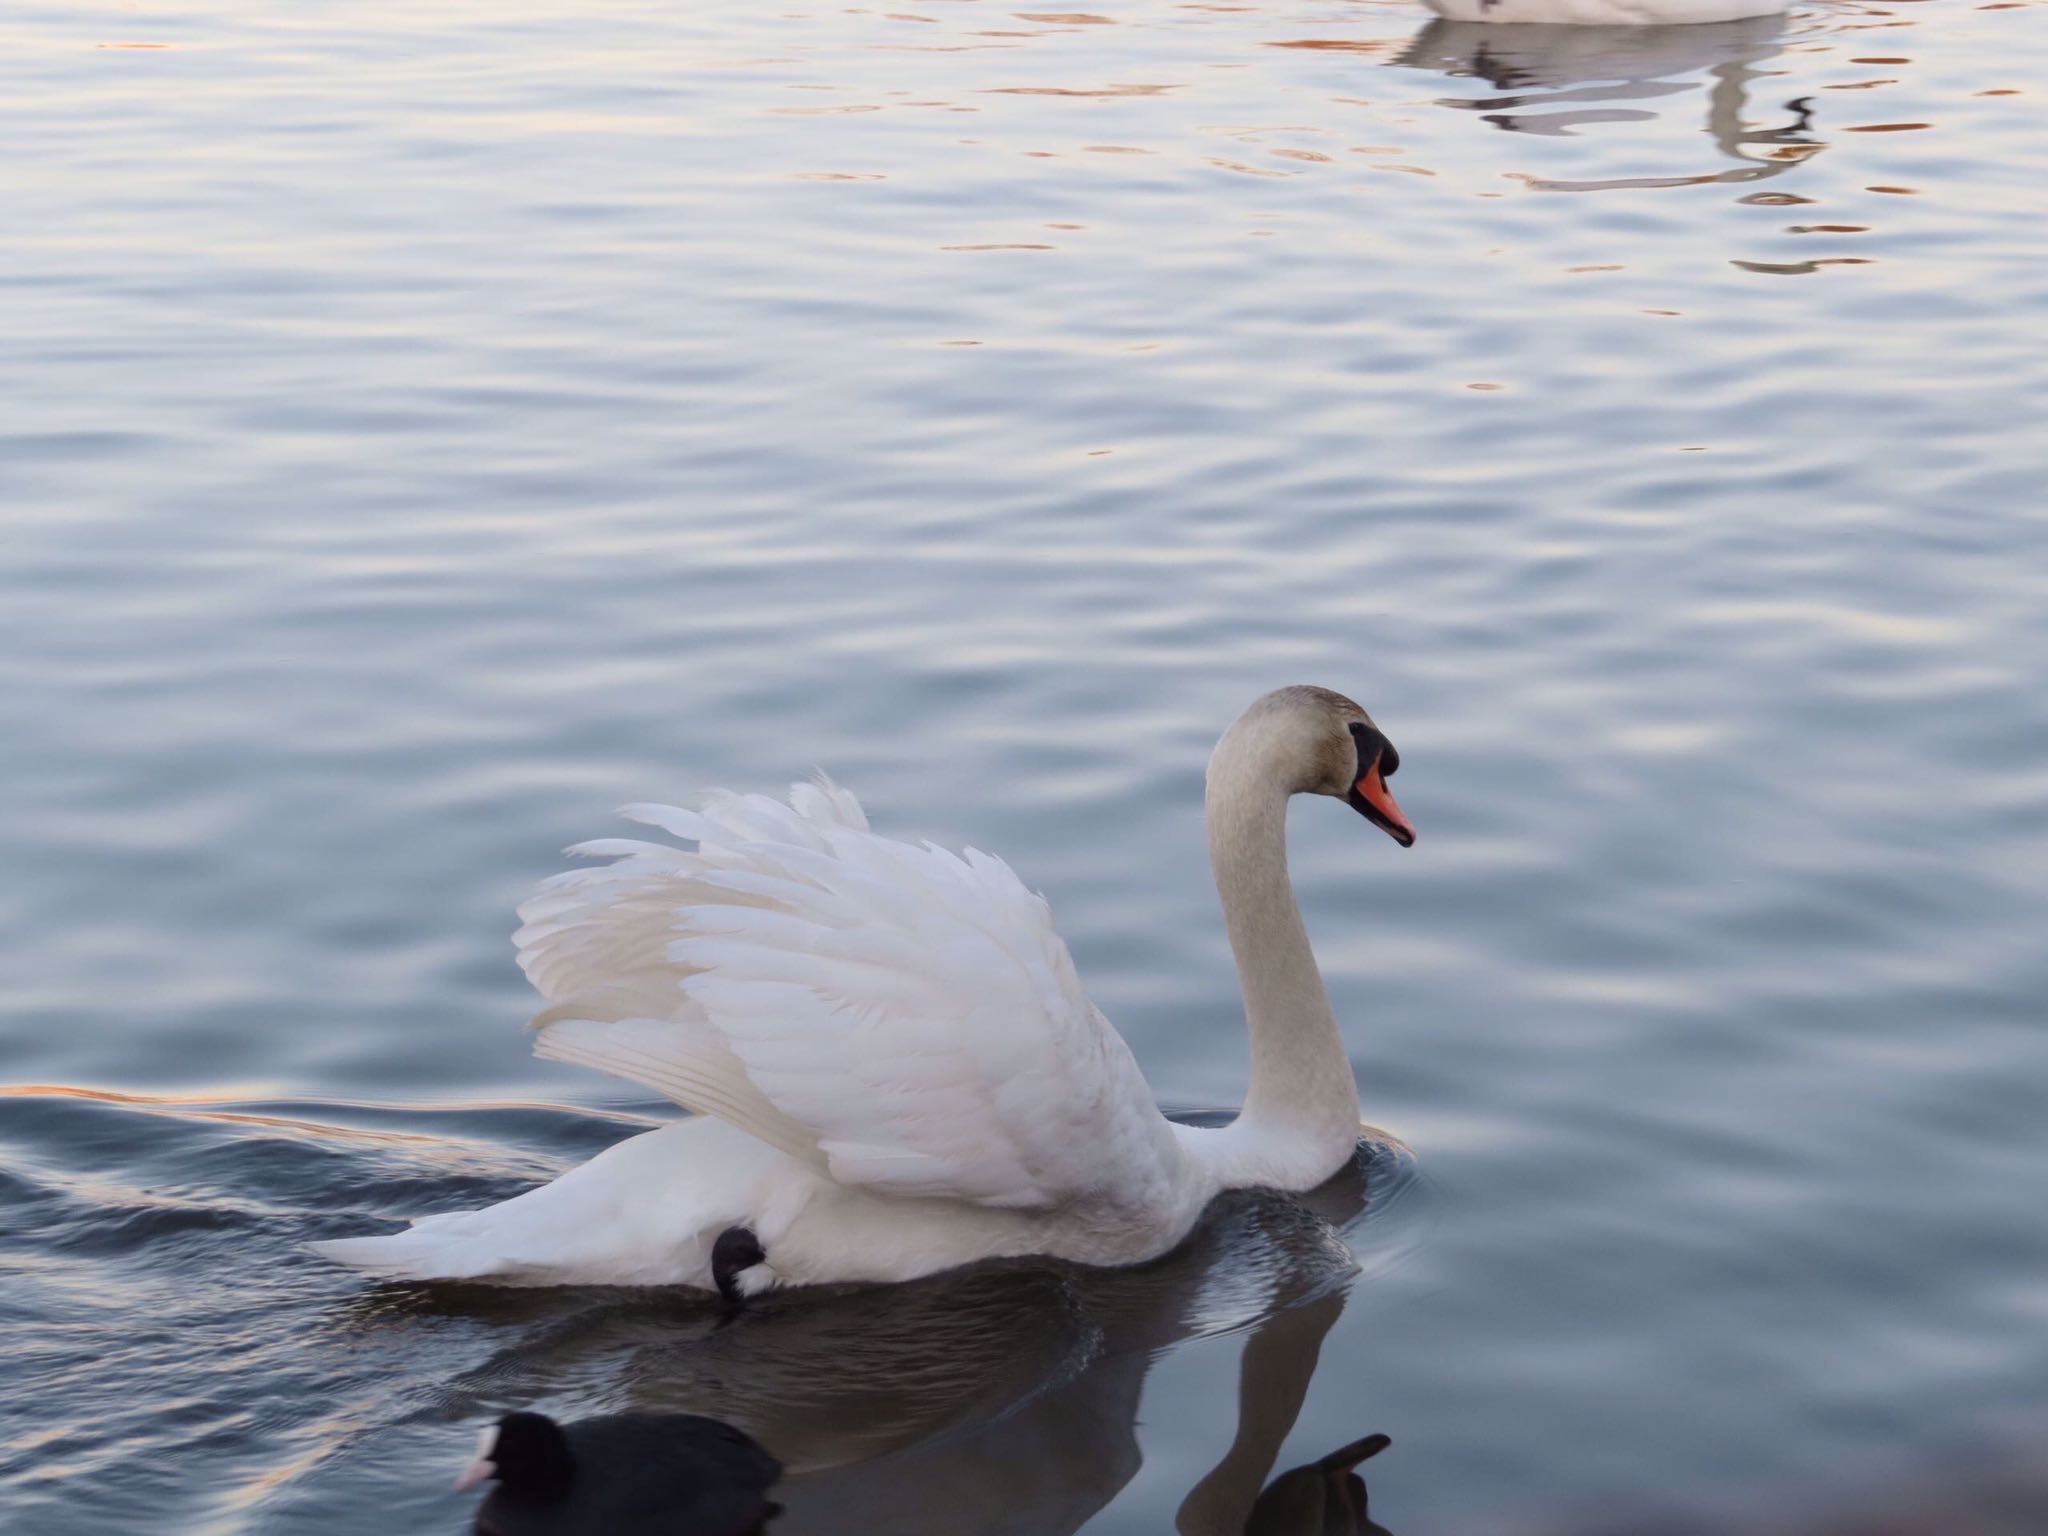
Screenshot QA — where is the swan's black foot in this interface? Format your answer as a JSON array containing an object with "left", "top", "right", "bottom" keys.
[{"left": 711, "top": 1226, "right": 765, "bottom": 1316}]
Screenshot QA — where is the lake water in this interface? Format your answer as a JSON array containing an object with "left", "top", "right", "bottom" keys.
[{"left": 3, "top": 0, "right": 2045, "bottom": 1531}]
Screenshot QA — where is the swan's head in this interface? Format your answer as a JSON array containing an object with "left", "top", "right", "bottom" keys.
[{"left": 1218, "top": 686, "right": 1415, "bottom": 847}]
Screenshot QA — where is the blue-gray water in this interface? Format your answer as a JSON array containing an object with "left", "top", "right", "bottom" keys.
[{"left": 3, "top": 0, "right": 2045, "bottom": 1531}]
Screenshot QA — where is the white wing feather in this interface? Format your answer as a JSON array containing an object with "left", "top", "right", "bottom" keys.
[{"left": 513, "top": 779, "right": 1181, "bottom": 1217}]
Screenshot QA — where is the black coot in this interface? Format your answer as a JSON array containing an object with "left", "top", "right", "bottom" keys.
[{"left": 457, "top": 1410, "right": 782, "bottom": 1535}]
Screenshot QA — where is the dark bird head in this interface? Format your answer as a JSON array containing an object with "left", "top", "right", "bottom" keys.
[{"left": 455, "top": 1412, "right": 575, "bottom": 1504}]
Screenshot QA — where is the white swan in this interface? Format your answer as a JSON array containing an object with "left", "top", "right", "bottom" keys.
[
  {"left": 1420, "top": 0, "right": 1784, "bottom": 27},
  {"left": 312, "top": 685, "right": 1414, "bottom": 1292}
]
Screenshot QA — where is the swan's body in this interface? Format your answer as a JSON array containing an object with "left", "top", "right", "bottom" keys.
[
  {"left": 1421, "top": 0, "right": 1784, "bottom": 25},
  {"left": 313, "top": 686, "right": 1414, "bottom": 1291}
]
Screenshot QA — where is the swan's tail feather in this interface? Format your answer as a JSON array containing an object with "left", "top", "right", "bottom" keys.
[
  {"left": 309, "top": 1119, "right": 782, "bottom": 1287},
  {"left": 307, "top": 1220, "right": 519, "bottom": 1282}
]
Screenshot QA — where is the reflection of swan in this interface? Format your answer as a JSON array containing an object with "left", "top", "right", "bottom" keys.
[
  {"left": 317, "top": 688, "right": 1417, "bottom": 1291},
  {"left": 1419, "top": 0, "right": 1784, "bottom": 28},
  {"left": 401, "top": 1132, "right": 1420, "bottom": 1536},
  {"left": 1397, "top": 14, "right": 1786, "bottom": 92},
  {"left": 1176, "top": 1300, "right": 1385, "bottom": 1536},
  {"left": 1393, "top": 18, "right": 1823, "bottom": 190},
  {"left": 1243, "top": 1432, "right": 1393, "bottom": 1536}
]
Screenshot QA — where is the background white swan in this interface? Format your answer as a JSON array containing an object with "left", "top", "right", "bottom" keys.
[
  {"left": 313, "top": 685, "right": 1414, "bottom": 1291},
  {"left": 1421, "top": 0, "right": 1786, "bottom": 27}
]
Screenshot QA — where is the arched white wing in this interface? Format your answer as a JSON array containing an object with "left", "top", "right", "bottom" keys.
[{"left": 513, "top": 780, "right": 1183, "bottom": 1216}]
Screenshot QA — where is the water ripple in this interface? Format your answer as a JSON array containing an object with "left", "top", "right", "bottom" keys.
[{"left": 2, "top": 0, "right": 2046, "bottom": 1530}]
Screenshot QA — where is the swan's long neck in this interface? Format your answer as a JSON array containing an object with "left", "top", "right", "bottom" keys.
[{"left": 1201, "top": 729, "right": 1361, "bottom": 1190}]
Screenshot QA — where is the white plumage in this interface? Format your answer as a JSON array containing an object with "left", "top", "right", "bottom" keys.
[
  {"left": 527, "top": 784, "right": 1183, "bottom": 1215},
  {"left": 313, "top": 686, "right": 1414, "bottom": 1291}
]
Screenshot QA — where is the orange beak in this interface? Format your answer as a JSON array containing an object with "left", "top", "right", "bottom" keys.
[{"left": 1348, "top": 762, "right": 1415, "bottom": 847}]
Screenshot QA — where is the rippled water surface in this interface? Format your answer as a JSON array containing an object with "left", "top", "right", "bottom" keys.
[{"left": 4, "top": 0, "right": 2046, "bottom": 1531}]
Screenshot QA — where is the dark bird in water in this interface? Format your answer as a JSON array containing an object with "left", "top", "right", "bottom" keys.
[
  {"left": 1245, "top": 1432, "right": 1393, "bottom": 1536},
  {"left": 456, "top": 1410, "right": 782, "bottom": 1535}
]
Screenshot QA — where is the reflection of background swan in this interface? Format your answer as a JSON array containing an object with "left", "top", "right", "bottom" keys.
[
  {"left": 385, "top": 1126, "right": 1423, "bottom": 1535},
  {"left": 1419, "top": 0, "right": 1785, "bottom": 27},
  {"left": 1393, "top": 17, "right": 1823, "bottom": 190}
]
